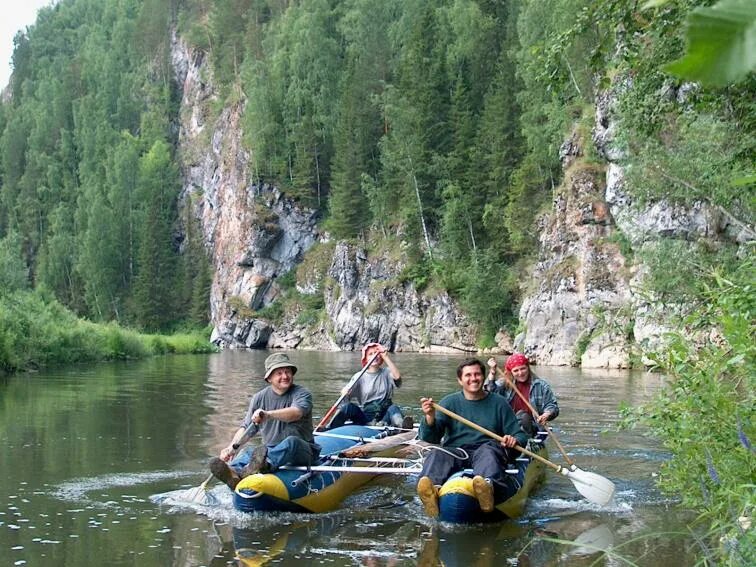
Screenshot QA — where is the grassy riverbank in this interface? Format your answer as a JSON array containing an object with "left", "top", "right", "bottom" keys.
[{"left": 0, "top": 290, "right": 215, "bottom": 374}]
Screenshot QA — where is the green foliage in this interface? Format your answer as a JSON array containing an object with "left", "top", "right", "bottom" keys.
[
  {"left": 295, "top": 300, "right": 323, "bottom": 327},
  {"left": 0, "top": 290, "right": 214, "bottom": 373},
  {"left": 276, "top": 269, "right": 297, "bottom": 290},
  {"left": 397, "top": 258, "right": 436, "bottom": 292},
  {"left": 622, "top": 258, "right": 755, "bottom": 564},
  {"left": 456, "top": 251, "right": 519, "bottom": 337},
  {"left": 0, "top": 233, "right": 29, "bottom": 294},
  {"left": 131, "top": 140, "right": 180, "bottom": 331},
  {"left": 573, "top": 330, "right": 594, "bottom": 363},
  {"left": 622, "top": 114, "right": 754, "bottom": 215},
  {"left": 664, "top": 0, "right": 756, "bottom": 86},
  {"left": 254, "top": 299, "right": 284, "bottom": 322},
  {"left": 639, "top": 240, "right": 739, "bottom": 305}
]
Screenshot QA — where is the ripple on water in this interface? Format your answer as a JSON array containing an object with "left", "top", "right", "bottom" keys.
[{"left": 51, "top": 470, "right": 200, "bottom": 504}]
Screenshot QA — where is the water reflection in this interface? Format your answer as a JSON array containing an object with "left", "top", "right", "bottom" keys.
[
  {"left": 0, "top": 351, "right": 699, "bottom": 567},
  {"left": 220, "top": 508, "right": 619, "bottom": 567},
  {"left": 415, "top": 521, "right": 613, "bottom": 566},
  {"left": 226, "top": 514, "right": 418, "bottom": 566},
  {"left": 232, "top": 521, "right": 320, "bottom": 566}
]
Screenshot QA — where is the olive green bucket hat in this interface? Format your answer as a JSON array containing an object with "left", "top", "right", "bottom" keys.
[{"left": 263, "top": 353, "right": 298, "bottom": 381}]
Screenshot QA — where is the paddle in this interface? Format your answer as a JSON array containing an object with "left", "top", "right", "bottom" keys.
[
  {"left": 492, "top": 365, "right": 575, "bottom": 468},
  {"left": 431, "top": 403, "right": 615, "bottom": 506},
  {"left": 315, "top": 350, "right": 382, "bottom": 431},
  {"left": 492, "top": 366, "right": 615, "bottom": 503},
  {"left": 179, "top": 473, "right": 216, "bottom": 504},
  {"left": 179, "top": 422, "right": 260, "bottom": 504}
]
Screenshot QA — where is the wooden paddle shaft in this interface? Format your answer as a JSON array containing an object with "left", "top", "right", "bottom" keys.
[
  {"left": 431, "top": 403, "right": 562, "bottom": 472},
  {"left": 496, "top": 368, "right": 574, "bottom": 467},
  {"left": 316, "top": 350, "right": 382, "bottom": 431}
]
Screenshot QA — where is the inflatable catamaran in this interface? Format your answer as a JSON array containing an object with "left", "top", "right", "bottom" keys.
[
  {"left": 231, "top": 424, "right": 419, "bottom": 513},
  {"left": 434, "top": 431, "right": 548, "bottom": 523}
]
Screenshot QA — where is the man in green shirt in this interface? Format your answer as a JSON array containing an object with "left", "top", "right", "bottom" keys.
[{"left": 416, "top": 358, "right": 528, "bottom": 517}]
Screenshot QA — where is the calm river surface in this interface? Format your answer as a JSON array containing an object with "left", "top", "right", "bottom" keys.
[{"left": 1, "top": 350, "right": 699, "bottom": 566}]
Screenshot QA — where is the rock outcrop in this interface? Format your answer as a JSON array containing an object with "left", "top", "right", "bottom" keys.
[
  {"left": 517, "top": 131, "right": 633, "bottom": 368},
  {"left": 171, "top": 36, "right": 477, "bottom": 352},
  {"left": 173, "top": 36, "right": 320, "bottom": 349},
  {"left": 518, "top": 78, "right": 753, "bottom": 367}
]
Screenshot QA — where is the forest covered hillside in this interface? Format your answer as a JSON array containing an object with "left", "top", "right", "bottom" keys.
[
  {"left": 0, "top": 0, "right": 752, "bottom": 351},
  {"left": 1, "top": 1, "right": 753, "bottom": 558}
]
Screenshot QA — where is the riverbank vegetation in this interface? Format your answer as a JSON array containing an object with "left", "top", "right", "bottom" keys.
[
  {"left": 622, "top": 259, "right": 754, "bottom": 565},
  {"left": 0, "top": 0, "right": 753, "bottom": 557},
  {"left": 0, "top": 288, "right": 215, "bottom": 374},
  {"left": 617, "top": 2, "right": 754, "bottom": 562}
]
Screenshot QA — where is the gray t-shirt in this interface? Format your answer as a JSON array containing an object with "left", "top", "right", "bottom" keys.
[
  {"left": 349, "top": 366, "right": 400, "bottom": 406},
  {"left": 240, "top": 383, "right": 315, "bottom": 446}
]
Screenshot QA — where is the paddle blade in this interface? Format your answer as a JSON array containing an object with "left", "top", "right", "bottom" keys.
[
  {"left": 569, "top": 524, "right": 614, "bottom": 556},
  {"left": 564, "top": 467, "right": 615, "bottom": 506},
  {"left": 176, "top": 474, "right": 218, "bottom": 505}
]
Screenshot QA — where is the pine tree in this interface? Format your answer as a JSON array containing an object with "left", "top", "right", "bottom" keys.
[{"left": 131, "top": 141, "right": 178, "bottom": 331}]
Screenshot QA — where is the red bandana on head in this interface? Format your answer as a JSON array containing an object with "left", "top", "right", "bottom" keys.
[{"left": 505, "top": 353, "right": 529, "bottom": 371}]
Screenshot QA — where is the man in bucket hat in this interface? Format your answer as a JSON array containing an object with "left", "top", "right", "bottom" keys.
[
  {"left": 209, "top": 353, "right": 320, "bottom": 490},
  {"left": 328, "top": 342, "right": 413, "bottom": 430}
]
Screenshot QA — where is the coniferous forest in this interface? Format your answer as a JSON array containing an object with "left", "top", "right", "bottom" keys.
[
  {"left": 0, "top": 0, "right": 754, "bottom": 559},
  {"left": 1, "top": 0, "right": 752, "bottom": 340}
]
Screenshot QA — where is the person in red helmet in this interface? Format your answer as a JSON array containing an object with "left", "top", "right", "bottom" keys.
[
  {"left": 328, "top": 342, "right": 412, "bottom": 429},
  {"left": 486, "top": 353, "right": 559, "bottom": 436}
]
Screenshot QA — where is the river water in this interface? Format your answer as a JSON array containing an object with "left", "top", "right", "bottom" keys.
[{"left": 1, "top": 350, "right": 699, "bottom": 566}]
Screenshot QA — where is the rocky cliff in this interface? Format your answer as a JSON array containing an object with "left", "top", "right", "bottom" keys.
[
  {"left": 517, "top": 80, "right": 754, "bottom": 367},
  {"left": 172, "top": 36, "right": 751, "bottom": 366},
  {"left": 171, "top": 37, "right": 478, "bottom": 353},
  {"left": 517, "top": 135, "right": 633, "bottom": 368}
]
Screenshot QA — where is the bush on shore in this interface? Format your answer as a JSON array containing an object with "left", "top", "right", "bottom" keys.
[
  {"left": 622, "top": 258, "right": 755, "bottom": 565},
  {"left": 0, "top": 290, "right": 215, "bottom": 373}
]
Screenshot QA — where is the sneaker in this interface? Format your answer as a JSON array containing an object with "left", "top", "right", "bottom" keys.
[
  {"left": 209, "top": 457, "right": 241, "bottom": 490},
  {"left": 417, "top": 476, "right": 439, "bottom": 518},
  {"left": 241, "top": 445, "right": 270, "bottom": 475},
  {"left": 472, "top": 475, "right": 494, "bottom": 513},
  {"left": 401, "top": 416, "right": 415, "bottom": 430}
]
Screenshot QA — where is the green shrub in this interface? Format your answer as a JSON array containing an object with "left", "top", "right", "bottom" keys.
[
  {"left": 622, "top": 258, "right": 755, "bottom": 564},
  {"left": 640, "top": 240, "right": 739, "bottom": 305},
  {"left": 398, "top": 258, "right": 436, "bottom": 292},
  {"left": 0, "top": 290, "right": 214, "bottom": 373},
  {"left": 255, "top": 301, "right": 284, "bottom": 323}
]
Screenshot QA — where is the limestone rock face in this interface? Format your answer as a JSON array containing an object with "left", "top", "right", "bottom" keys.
[
  {"left": 518, "top": 154, "right": 633, "bottom": 368},
  {"left": 519, "top": 77, "right": 753, "bottom": 367},
  {"left": 315, "top": 243, "right": 477, "bottom": 353},
  {"left": 171, "top": 37, "right": 476, "bottom": 352},
  {"left": 172, "top": 36, "right": 319, "bottom": 349}
]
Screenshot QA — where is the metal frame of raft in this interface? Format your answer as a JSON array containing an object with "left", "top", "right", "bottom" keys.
[{"left": 232, "top": 424, "right": 418, "bottom": 513}]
